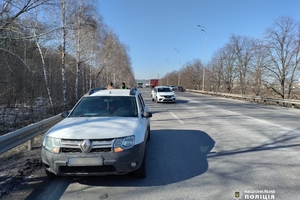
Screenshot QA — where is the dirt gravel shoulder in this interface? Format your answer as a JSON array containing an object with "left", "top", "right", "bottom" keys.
[{"left": 0, "top": 134, "right": 49, "bottom": 200}]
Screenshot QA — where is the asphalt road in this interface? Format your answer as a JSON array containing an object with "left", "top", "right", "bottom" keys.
[{"left": 21, "top": 89, "right": 300, "bottom": 200}]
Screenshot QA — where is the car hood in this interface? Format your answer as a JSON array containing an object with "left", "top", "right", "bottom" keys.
[{"left": 45, "top": 117, "right": 138, "bottom": 139}]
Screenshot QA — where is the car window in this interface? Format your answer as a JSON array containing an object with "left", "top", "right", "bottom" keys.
[
  {"left": 112, "top": 97, "right": 138, "bottom": 117},
  {"left": 138, "top": 93, "right": 145, "bottom": 108},
  {"left": 158, "top": 87, "right": 171, "bottom": 92},
  {"left": 137, "top": 94, "right": 145, "bottom": 113}
]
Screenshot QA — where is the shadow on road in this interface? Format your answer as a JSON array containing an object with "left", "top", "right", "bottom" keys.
[
  {"left": 22, "top": 129, "right": 215, "bottom": 200},
  {"left": 72, "top": 129, "right": 215, "bottom": 187}
]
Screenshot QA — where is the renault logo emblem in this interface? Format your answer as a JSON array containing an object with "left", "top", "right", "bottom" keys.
[{"left": 80, "top": 140, "right": 92, "bottom": 153}]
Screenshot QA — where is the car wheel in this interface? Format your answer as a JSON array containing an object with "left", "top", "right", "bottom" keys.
[
  {"left": 133, "top": 153, "right": 146, "bottom": 178},
  {"left": 147, "top": 127, "right": 150, "bottom": 141},
  {"left": 156, "top": 96, "right": 159, "bottom": 103},
  {"left": 45, "top": 169, "right": 57, "bottom": 179}
]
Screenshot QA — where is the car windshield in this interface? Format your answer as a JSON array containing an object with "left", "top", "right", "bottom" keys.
[
  {"left": 69, "top": 96, "right": 138, "bottom": 117},
  {"left": 158, "top": 87, "right": 171, "bottom": 92}
]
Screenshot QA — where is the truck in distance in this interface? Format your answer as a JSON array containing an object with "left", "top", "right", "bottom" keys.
[{"left": 150, "top": 79, "right": 158, "bottom": 88}]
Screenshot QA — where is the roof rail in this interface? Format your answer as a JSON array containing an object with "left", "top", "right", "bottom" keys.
[{"left": 129, "top": 87, "right": 137, "bottom": 95}]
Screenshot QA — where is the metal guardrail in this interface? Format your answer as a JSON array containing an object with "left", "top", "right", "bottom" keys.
[
  {"left": 0, "top": 114, "right": 62, "bottom": 155},
  {"left": 186, "top": 89, "right": 300, "bottom": 108}
]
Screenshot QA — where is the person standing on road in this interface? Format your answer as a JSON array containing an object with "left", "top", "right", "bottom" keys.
[
  {"left": 120, "top": 82, "right": 127, "bottom": 89},
  {"left": 107, "top": 82, "right": 114, "bottom": 89}
]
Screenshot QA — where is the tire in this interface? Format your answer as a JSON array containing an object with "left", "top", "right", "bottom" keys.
[
  {"left": 45, "top": 169, "right": 57, "bottom": 179},
  {"left": 133, "top": 153, "right": 146, "bottom": 178},
  {"left": 147, "top": 127, "right": 150, "bottom": 141},
  {"left": 156, "top": 96, "right": 159, "bottom": 103}
]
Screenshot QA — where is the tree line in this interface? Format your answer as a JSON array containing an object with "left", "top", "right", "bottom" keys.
[
  {"left": 0, "top": 0, "right": 136, "bottom": 133},
  {"left": 162, "top": 16, "right": 300, "bottom": 100},
  {"left": 0, "top": 0, "right": 135, "bottom": 112}
]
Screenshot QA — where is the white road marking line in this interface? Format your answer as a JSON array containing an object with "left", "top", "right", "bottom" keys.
[
  {"left": 184, "top": 96, "right": 295, "bottom": 132},
  {"left": 205, "top": 105, "right": 295, "bottom": 132},
  {"left": 170, "top": 112, "right": 185, "bottom": 124}
]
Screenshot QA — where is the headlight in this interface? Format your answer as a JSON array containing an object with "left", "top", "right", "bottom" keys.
[
  {"left": 43, "top": 136, "right": 61, "bottom": 154},
  {"left": 113, "top": 136, "right": 135, "bottom": 153}
]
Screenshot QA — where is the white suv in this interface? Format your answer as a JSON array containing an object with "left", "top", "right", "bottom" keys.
[
  {"left": 41, "top": 88, "right": 152, "bottom": 178},
  {"left": 151, "top": 86, "right": 176, "bottom": 103}
]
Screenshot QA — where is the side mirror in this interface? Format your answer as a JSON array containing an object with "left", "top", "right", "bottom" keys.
[
  {"left": 142, "top": 111, "right": 152, "bottom": 118},
  {"left": 61, "top": 111, "right": 69, "bottom": 118}
]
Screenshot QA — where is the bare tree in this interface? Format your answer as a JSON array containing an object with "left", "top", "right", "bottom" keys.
[
  {"left": 95, "top": 30, "right": 134, "bottom": 88},
  {"left": 210, "top": 49, "right": 225, "bottom": 92},
  {"left": 264, "top": 16, "right": 300, "bottom": 99},
  {"left": 59, "top": 0, "right": 68, "bottom": 109},
  {"left": 0, "top": 0, "right": 51, "bottom": 34},
  {"left": 211, "top": 45, "right": 237, "bottom": 93},
  {"left": 67, "top": 0, "right": 99, "bottom": 100},
  {"left": 95, "top": 30, "right": 119, "bottom": 87},
  {"left": 30, "top": 11, "right": 55, "bottom": 114},
  {"left": 181, "top": 59, "right": 202, "bottom": 90},
  {"left": 249, "top": 40, "right": 268, "bottom": 96},
  {"left": 230, "top": 34, "right": 256, "bottom": 94}
]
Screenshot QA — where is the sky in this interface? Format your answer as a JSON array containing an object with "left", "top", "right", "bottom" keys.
[{"left": 97, "top": 0, "right": 300, "bottom": 80}]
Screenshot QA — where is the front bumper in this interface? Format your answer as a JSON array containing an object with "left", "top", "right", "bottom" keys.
[
  {"left": 41, "top": 142, "right": 145, "bottom": 176},
  {"left": 157, "top": 96, "right": 176, "bottom": 102}
]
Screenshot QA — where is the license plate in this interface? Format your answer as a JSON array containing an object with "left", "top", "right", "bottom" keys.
[{"left": 67, "top": 156, "right": 103, "bottom": 166}]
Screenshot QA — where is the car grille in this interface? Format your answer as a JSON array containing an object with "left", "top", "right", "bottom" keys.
[
  {"left": 163, "top": 95, "right": 173, "bottom": 98},
  {"left": 60, "top": 139, "right": 114, "bottom": 153},
  {"left": 61, "top": 147, "right": 111, "bottom": 153},
  {"left": 60, "top": 165, "right": 116, "bottom": 173},
  {"left": 61, "top": 148, "right": 82, "bottom": 153}
]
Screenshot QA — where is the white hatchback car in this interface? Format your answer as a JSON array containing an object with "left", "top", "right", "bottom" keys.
[
  {"left": 151, "top": 86, "right": 176, "bottom": 103},
  {"left": 41, "top": 88, "right": 152, "bottom": 178}
]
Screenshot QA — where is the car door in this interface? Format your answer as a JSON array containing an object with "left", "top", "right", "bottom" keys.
[{"left": 151, "top": 87, "right": 157, "bottom": 100}]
